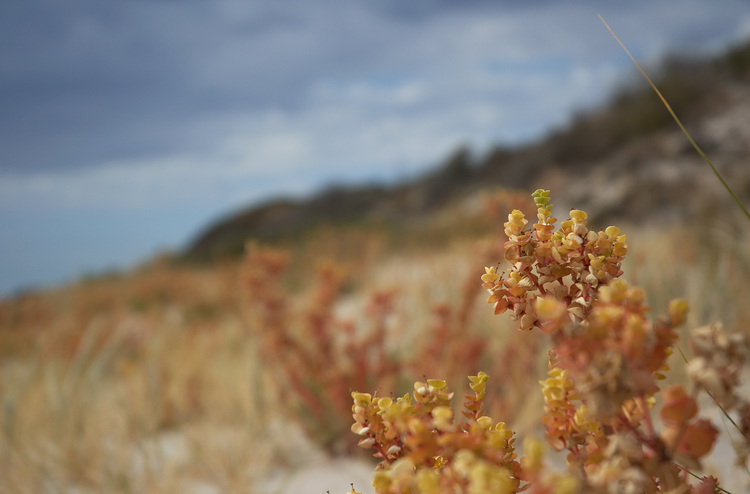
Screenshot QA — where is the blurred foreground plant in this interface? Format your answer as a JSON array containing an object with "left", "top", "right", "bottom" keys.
[
  {"left": 241, "top": 238, "right": 541, "bottom": 454},
  {"left": 241, "top": 244, "right": 402, "bottom": 452},
  {"left": 350, "top": 190, "right": 749, "bottom": 493}
]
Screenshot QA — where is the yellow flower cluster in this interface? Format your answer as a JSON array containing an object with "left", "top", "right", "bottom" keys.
[
  {"left": 463, "top": 371, "right": 489, "bottom": 421},
  {"left": 540, "top": 367, "right": 582, "bottom": 451},
  {"left": 351, "top": 374, "right": 523, "bottom": 493},
  {"left": 519, "top": 437, "right": 582, "bottom": 494},
  {"left": 482, "top": 190, "right": 628, "bottom": 331}
]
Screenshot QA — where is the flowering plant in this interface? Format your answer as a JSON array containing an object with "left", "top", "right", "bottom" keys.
[{"left": 351, "top": 190, "right": 749, "bottom": 493}]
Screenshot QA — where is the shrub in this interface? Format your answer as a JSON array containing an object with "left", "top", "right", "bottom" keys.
[
  {"left": 350, "top": 189, "right": 749, "bottom": 493},
  {"left": 240, "top": 233, "right": 543, "bottom": 454}
]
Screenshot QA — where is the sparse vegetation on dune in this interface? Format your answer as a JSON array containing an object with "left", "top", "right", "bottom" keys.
[
  {"left": 1, "top": 188, "right": 749, "bottom": 492},
  {"left": 182, "top": 38, "right": 750, "bottom": 265}
]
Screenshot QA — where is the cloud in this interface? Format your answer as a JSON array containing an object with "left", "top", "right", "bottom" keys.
[
  {"left": 3, "top": 0, "right": 747, "bottom": 176},
  {"left": 3, "top": 0, "right": 749, "bottom": 203}
]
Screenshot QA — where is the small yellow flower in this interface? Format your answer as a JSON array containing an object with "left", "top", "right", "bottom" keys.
[
  {"left": 550, "top": 474, "right": 580, "bottom": 494},
  {"left": 427, "top": 379, "right": 447, "bottom": 389},
  {"left": 468, "top": 371, "right": 489, "bottom": 389},
  {"left": 668, "top": 298, "right": 688, "bottom": 326},
  {"left": 604, "top": 225, "right": 620, "bottom": 237},
  {"left": 371, "top": 472, "right": 391, "bottom": 491},
  {"left": 504, "top": 209, "right": 529, "bottom": 237},
  {"left": 535, "top": 296, "right": 565, "bottom": 321},
  {"left": 481, "top": 266, "right": 500, "bottom": 283},
  {"left": 377, "top": 396, "right": 393, "bottom": 409},
  {"left": 352, "top": 392, "right": 372, "bottom": 405},
  {"left": 532, "top": 189, "right": 552, "bottom": 210},
  {"left": 476, "top": 416, "right": 493, "bottom": 429},
  {"left": 521, "top": 436, "right": 546, "bottom": 473},
  {"left": 432, "top": 406, "right": 453, "bottom": 431},
  {"left": 416, "top": 468, "right": 440, "bottom": 493},
  {"left": 570, "top": 210, "right": 587, "bottom": 224}
]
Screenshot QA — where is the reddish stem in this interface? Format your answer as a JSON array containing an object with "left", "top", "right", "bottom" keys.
[{"left": 638, "top": 394, "right": 657, "bottom": 441}]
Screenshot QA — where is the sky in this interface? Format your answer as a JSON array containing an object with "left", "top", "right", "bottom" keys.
[{"left": 2, "top": 0, "right": 750, "bottom": 296}]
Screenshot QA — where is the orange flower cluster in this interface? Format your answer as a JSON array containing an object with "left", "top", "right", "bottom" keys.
[
  {"left": 351, "top": 375, "right": 524, "bottom": 494},
  {"left": 481, "top": 189, "right": 628, "bottom": 331},
  {"left": 480, "top": 191, "right": 728, "bottom": 491},
  {"left": 540, "top": 366, "right": 603, "bottom": 455},
  {"left": 539, "top": 280, "right": 684, "bottom": 420}
]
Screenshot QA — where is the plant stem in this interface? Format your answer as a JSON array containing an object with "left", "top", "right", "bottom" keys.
[{"left": 598, "top": 13, "right": 750, "bottom": 224}]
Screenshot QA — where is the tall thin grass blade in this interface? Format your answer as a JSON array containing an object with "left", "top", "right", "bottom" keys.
[{"left": 598, "top": 13, "right": 750, "bottom": 223}]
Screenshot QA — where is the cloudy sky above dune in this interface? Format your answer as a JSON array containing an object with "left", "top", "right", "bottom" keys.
[{"left": 2, "top": 0, "right": 749, "bottom": 295}]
